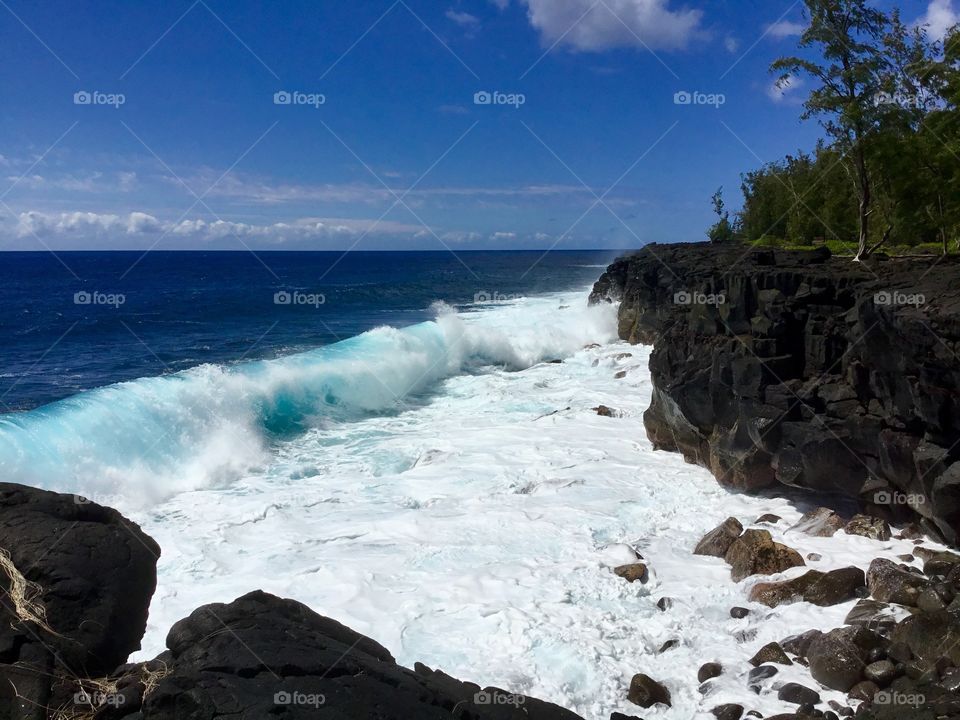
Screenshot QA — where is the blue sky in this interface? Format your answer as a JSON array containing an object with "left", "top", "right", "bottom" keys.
[{"left": 0, "top": 0, "right": 953, "bottom": 251}]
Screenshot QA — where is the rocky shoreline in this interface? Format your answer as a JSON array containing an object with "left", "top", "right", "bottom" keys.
[
  {"left": 589, "top": 242, "right": 960, "bottom": 544},
  {"left": 6, "top": 245, "right": 960, "bottom": 720},
  {"left": 8, "top": 480, "right": 960, "bottom": 720},
  {"left": 0, "top": 483, "right": 580, "bottom": 720}
]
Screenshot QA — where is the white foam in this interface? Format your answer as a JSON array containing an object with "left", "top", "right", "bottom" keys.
[{"left": 13, "top": 289, "right": 943, "bottom": 719}]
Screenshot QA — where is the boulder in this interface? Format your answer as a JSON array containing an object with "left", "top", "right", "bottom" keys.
[
  {"left": 613, "top": 563, "right": 648, "bottom": 583},
  {"left": 698, "top": 662, "right": 722, "bottom": 682},
  {"left": 844, "top": 514, "right": 892, "bottom": 541},
  {"left": 116, "top": 590, "right": 584, "bottom": 720},
  {"left": 594, "top": 405, "right": 620, "bottom": 417},
  {"left": 749, "top": 571, "right": 823, "bottom": 607},
  {"left": 711, "top": 704, "right": 744, "bottom": 720},
  {"left": 890, "top": 609, "right": 960, "bottom": 667},
  {"left": 724, "top": 529, "right": 804, "bottom": 582},
  {"left": 867, "top": 558, "right": 934, "bottom": 607},
  {"left": 777, "top": 682, "right": 820, "bottom": 705},
  {"left": 803, "top": 566, "right": 866, "bottom": 606},
  {"left": 791, "top": 507, "right": 847, "bottom": 537},
  {"left": 694, "top": 517, "right": 744, "bottom": 558},
  {"left": 627, "top": 673, "right": 671, "bottom": 708},
  {"left": 807, "top": 626, "right": 885, "bottom": 691},
  {"left": 748, "top": 642, "right": 792, "bottom": 667},
  {"left": 844, "top": 599, "right": 898, "bottom": 636},
  {"left": 923, "top": 551, "right": 960, "bottom": 577},
  {"left": 0, "top": 483, "right": 160, "bottom": 720},
  {"left": 863, "top": 659, "right": 897, "bottom": 686},
  {"left": 782, "top": 630, "right": 822, "bottom": 659}
]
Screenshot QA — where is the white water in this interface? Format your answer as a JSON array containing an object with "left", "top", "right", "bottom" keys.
[{"left": 4, "top": 289, "right": 941, "bottom": 719}]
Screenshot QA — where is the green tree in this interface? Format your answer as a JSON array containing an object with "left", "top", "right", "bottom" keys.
[
  {"left": 771, "top": 0, "right": 888, "bottom": 260},
  {"left": 707, "top": 187, "right": 736, "bottom": 244}
]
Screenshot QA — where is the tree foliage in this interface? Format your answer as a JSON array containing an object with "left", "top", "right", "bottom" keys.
[{"left": 732, "top": 0, "right": 960, "bottom": 257}]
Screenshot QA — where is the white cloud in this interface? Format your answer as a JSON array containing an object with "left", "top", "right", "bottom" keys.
[
  {"left": 918, "top": 0, "right": 959, "bottom": 41},
  {"left": 11, "top": 210, "right": 426, "bottom": 244},
  {"left": 724, "top": 36, "right": 739, "bottom": 53},
  {"left": 489, "top": 0, "right": 510, "bottom": 9},
  {"left": 445, "top": 9, "right": 480, "bottom": 27},
  {"left": 521, "top": 0, "right": 703, "bottom": 52},
  {"left": 767, "top": 74, "right": 805, "bottom": 103},
  {"left": 766, "top": 20, "right": 806, "bottom": 38},
  {"left": 15, "top": 211, "right": 161, "bottom": 236},
  {"left": 7, "top": 171, "right": 138, "bottom": 193}
]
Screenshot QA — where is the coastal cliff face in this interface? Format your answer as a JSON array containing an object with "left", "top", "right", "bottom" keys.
[{"left": 590, "top": 243, "right": 960, "bottom": 543}]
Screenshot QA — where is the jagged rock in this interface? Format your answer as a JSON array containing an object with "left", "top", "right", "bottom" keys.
[
  {"left": 844, "top": 514, "right": 892, "bottom": 541},
  {"left": 803, "top": 566, "right": 866, "bottom": 606},
  {"left": 756, "top": 514, "right": 782, "bottom": 524},
  {"left": 120, "top": 590, "right": 583, "bottom": 720},
  {"left": 626, "top": 673, "right": 671, "bottom": 708},
  {"left": 0, "top": 483, "right": 160, "bottom": 720},
  {"left": 867, "top": 558, "right": 934, "bottom": 606},
  {"left": 749, "top": 642, "right": 792, "bottom": 667},
  {"left": 730, "top": 606, "right": 750, "bottom": 619},
  {"left": 694, "top": 517, "right": 743, "bottom": 557},
  {"left": 614, "top": 563, "right": 648, "bottom": 583},
  {"left": 791, "top": 507, "right": 847, "bottom": 537},
  {"left": 807, "top": 626, "right": 885, "bottom": 691},
  {"left": 724, "top": 529, "right": 804, "bottom": 582},
  {"left": 656, "top": 597, "right": 673, "bottom": 611},
  {"left": 590, "top": 243, "right": 960, "bottom": 542},
  {"left": 749, "top": 571, "right": 823, "bottom": 607}
]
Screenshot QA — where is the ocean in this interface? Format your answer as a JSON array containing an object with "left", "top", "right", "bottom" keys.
[{"left": 0, "top": 250, "right": 926, "bottom": 719}]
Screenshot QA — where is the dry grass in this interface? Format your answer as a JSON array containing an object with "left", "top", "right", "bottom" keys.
[{"left": 0, "top": 546, "right": 56, "bottom": 634}]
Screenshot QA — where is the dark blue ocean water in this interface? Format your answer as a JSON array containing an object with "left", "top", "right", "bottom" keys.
[{"left": 0, "top": 250, "right": 617, "bottom": 411}]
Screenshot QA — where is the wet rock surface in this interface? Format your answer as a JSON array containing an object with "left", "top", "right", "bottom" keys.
[{"left": 590, "top": 243, "right": 960, "bottom": 542}]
